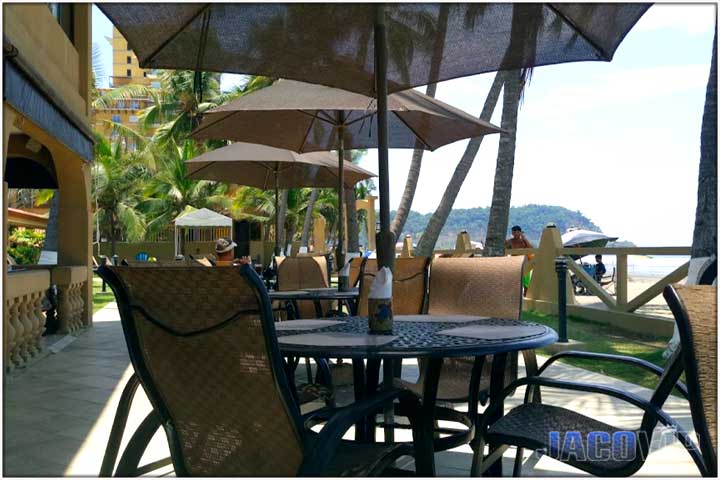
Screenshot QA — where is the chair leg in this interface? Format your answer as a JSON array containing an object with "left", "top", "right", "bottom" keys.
[
  {"left": 513, "top": 447, "right": 524, "bottom": 477},
  {"left": 114, "top": 410, "right": 164, "bottom": 476},
  {"left": 100, "top": 374, "right": 140, "bottom": 477}
]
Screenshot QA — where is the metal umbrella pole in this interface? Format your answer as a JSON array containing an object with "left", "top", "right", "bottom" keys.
[
  {"left": 274, "top": 166, "right": 281, "bottom": 256},
  {"left": 335, "top": 111, "right": 348, "bottom": 289},
  {"left": 374, "top": 4, "right": 394, "bottom": 271}
]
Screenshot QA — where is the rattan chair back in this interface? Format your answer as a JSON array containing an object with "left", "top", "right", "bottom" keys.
[
  {"left": 664, "top": 284, "right": 717, "bottom": 475},
  {"left": 357, "top": 257, "right": 430, "bottom": 316},
  {"left": 99, "top": 265, "right": 305, "bottom": 476},
  {"left": 425, "top": 256, "right": 525, "bottom": 401},
  {"left": 427, "top": 256, "right": 524, "bottom": 318},
  {"left": 349, "top": 256, "right": 365, "bottom": 288},
  {"left": 276, "top": 255, "right": 331, "bottom": 318}
]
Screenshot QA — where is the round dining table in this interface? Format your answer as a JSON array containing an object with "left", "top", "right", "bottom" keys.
[{"left": 276, "top": 314, "right": 558, "bottom": 476}]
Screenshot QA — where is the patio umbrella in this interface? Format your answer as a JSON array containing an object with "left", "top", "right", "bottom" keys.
[
  {"left": 191, "top": 78, "right": 503, "bottom": 270},
  {"left": 99, "top": 3, "right": 651, "bottom": 268},
  {"left": 562, "top": 228, "right": 619, "bottom": 260},
  {"left": 185, "top": 141, "right": 376, "bottom": 256}
]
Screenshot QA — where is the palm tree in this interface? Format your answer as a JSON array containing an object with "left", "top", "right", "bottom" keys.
[
  {"left": 138, "top": 139, "right": 230, "bottom": 234},
  {"left": 300, "top": 188, "right": 320, "bottom": 248},
  {"left": 483, "top": 69, "right": 526, "bottom": 256},
  {"left": 415, "top": 70, "right": 506, "bottom": 257},
  {"left": 390, "top": 4, "right": 452, "bottom": 239},
  {"left": 389, "top": 82, "right": 435, "bottom": 240},
  {"left": 93, "top": 134, "right": 148, "bottom": 256},
  {"left": 690, "top": 28, "right": 717, "bottom": 278}
]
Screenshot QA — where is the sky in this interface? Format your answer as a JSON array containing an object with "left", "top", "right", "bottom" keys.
[{"left": 91, "top": 4, "right": 717, "bottom": 247}]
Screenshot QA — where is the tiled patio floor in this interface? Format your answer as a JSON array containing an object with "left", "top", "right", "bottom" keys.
[{"left": 3, "top": 302, "right": 699, "bottom": 477}]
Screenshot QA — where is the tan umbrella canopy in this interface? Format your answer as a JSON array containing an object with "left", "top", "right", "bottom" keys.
[
  {"left": 192, "top": 79, "right": 502, "bottom": 151},
  {"left": 191, "top": 79, "right": 503, "bottom": 269},
  {"left": 186, "top": 141, "right": 375, "bottom": 255},
  {"left": 99, "top": 2, "right": 650, "bottom": 269},
  {"left": 98, "top": 4, "right": 650, "bottom": 97}
]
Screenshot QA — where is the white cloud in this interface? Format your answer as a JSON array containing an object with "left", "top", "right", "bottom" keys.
[{"left": 634, "top": 4, "right": 716, "bottom": 34}]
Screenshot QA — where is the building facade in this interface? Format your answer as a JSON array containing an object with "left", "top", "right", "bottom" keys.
[
  {"left": 92, "top": 27, "right": 157, "bottom": 146},
  {"left": 4, "top": 3, "right": 94, "bottom": 370}
]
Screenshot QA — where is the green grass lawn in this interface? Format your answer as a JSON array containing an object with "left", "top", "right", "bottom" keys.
[
  {"left": 92, "top": 276, "right": 115, "bottom": 313},
  {"left": 523, "top": 310, "right": 673, "bottom": 391}
]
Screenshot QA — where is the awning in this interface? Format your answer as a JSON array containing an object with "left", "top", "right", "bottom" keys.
[
  {"left": 3, "top": 53, "right": 94, "bottom": 162},
  {"left": 174, "top": 208, "right": 233, "bottom": 228}
]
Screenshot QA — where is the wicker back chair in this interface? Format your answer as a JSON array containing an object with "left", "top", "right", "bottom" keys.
[
  {"left": 357, "top": 257, "right": 430, "bottom": 316},
  {"left": 98, "top": 264, "right": 429, "bottom": 477},
  {"left": 275, "top": 255, "right": 331, "bottom": 318},
  {"left": 394, "top": 256, "right": 528, "bottom": 452},
  {"left": 348, "top": 256, "right": 366, "bottom": 288},
  {"left": 472, "top": 283, "right": 717, "bottom": 477},
  {"left": 424, "top": 256, "right": 525, "bottom": 400}
]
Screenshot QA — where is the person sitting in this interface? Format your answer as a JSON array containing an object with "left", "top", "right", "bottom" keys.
[
  {"left": 214, "top": 238, "right": 253, "bottom": 267},
  {"left": 594, "top": 254, "right": 607, "bottom": 282}
]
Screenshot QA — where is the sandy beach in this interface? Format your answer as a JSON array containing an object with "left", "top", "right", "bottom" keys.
[{"left": 572, "top": 274, "right": 682, "bottom": 320}]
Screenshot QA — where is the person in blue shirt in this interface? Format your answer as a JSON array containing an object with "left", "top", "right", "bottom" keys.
[{"left": 594, "top": 254, "right": 607, "bottom": 282}]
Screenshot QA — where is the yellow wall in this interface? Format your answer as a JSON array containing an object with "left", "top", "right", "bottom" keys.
[
  {"left": 3, "top": 3, "right": 93, "bottom": 325},
  {"left": 93, "top": 28, "right": 156, "bottom": 139},
  {"left": 3, "top": 4, "right": 91, "bottom": 123},
  {"left": 110, "top": 27, "right": 153, "bottom": 86}
]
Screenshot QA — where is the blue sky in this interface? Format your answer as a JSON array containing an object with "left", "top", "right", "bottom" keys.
[{"left": 92, "top": 4, "right": 717, "bottom": 247}]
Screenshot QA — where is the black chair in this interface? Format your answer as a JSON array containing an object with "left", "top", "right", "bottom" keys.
[
  {"left": 97, "top": 264, "right": 431, "bottom": 476},
  {"left": 472, "top": 283, "right": 717, "bottom": 477}
]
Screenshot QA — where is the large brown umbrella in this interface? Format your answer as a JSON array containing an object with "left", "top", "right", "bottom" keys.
[
  {"left": 98, "top": 4, "right": 650, "bottom": 97},
  {"left": 185, "top": 141, "right": 375, "bottom": 255},
  {"left": 99, "top": 3, "right": 651, "bottom": 269},
  {"left": 191, "top": 79, "right": 503, "bottom": 270}
]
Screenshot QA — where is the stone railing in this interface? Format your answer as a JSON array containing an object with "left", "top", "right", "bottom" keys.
[
  {"left": 51, "top": 266, "right": 88, "bottom": 334},
  {"left": 5, "top": 269, "right": 50, "bottom": 372}
]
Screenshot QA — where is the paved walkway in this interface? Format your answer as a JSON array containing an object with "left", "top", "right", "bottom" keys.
[{"left": 3, "top": 303, "right": 699, "bottom": 476}]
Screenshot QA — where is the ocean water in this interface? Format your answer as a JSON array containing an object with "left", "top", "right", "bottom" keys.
[{"left": 576, "top": 255, "right": 691, "bottom": 278}]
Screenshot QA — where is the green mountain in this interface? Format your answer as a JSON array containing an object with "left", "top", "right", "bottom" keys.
[{"left": 395, "top": 204, "right": 602, "bottom": 249}]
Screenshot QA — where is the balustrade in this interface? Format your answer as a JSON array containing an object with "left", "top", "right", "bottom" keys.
[{"left": 4, "top": 270, "right": 50, "bottom": 371}]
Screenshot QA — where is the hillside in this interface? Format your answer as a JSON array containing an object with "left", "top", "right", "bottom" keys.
[{"left": 395, "top": 204, "right": 602, "bottom": 249}]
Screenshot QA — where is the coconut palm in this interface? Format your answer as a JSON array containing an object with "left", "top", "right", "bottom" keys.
[
  {"left": 483, "top": 69, "right": 527, "bottom": 256},
  {"left": 138, "top": 139, "right": 229, "bottom": 234},
  {"left": 93, "top": 134, "right": 148, "bottom": 256},
  {"left": 690, "top": 28, "right": 717, "bottom": 272},
  {"left": 415, "top": 70, "right": 506, "bottom": 257}
]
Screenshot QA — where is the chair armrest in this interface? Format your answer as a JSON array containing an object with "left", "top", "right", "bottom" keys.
[
  {"left": 299, "top": 388, "right": 423, "bottom": 476},
  {"left": 478, "top": 376, "right": 710, "bottom": 476},
  {"left": 536, "top": 351, "right": 688, "bottom": 400}
]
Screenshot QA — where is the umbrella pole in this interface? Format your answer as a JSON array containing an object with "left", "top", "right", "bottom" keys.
[
  {"left": 374, "top": 4, "right": 394, "bottom": 271},
  {"left": 336, "top": 112, "right": 347, "bottom": 288},
  {"left": 274, "top": 170, "right": 281, "bottom": 256}
]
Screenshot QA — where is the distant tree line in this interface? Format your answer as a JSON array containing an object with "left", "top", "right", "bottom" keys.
[{"left": 395, "top": 204, "right": 602, "bottom": 249}]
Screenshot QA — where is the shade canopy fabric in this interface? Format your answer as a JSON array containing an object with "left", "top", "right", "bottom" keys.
[
  {"left": 185, "top": 141, "right": 375, "bottom": 188},
  {"left": 561, "top": 228, "right": 619, "bottom": 248},
  {"left": 174, "top": 207, "right": 233, "bottom": 228},
  {"left": 192, "top": 79, "right": 502, "bottom": 152},
  {"left": 98, "top": 3, "right": 651, "bottom": 97}
]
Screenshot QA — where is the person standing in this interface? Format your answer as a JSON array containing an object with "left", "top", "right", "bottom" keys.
[{"left": 505, "top": 225, "right": 534, "bottom": 294}]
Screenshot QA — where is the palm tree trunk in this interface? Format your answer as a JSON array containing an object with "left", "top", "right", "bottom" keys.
[
  {"left": 110, "top": 210, "right": 118, "bottom": 257},
  {"left": 666, "top": 28, "right": 717, "bottom": 359},
  {"left": 277, "top": 189, "right": 289, "bottom": 254},
  {"left": 484, "top": 70, "right": 525, "bottom": 257},
  {"left": 300, "top": 188, "right": 319, "bottom": 247},
  {"left": 391, "top": 82, "right": 438, "bottom": 239},
  {"left": 690, "top": 28, "right": 717, "bottom": 269},
  {"left": 346, "top": 186, "right": 359, "bottom": 252},
  {"left": 415, "top": 71, "right": 506, "bottom": 257}
]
